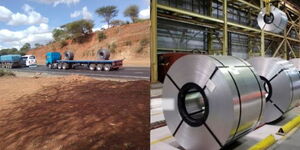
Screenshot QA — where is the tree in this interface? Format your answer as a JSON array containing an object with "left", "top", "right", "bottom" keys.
[
  {"left": 95, "top": 6, "right": 118, "bottom": 27},
  {"left": 62, "top": 19, "right": 94, "bottom": 43},
  {"left": 0, "top": 48, "right": 18, "bottom": 55},
  {"left": 110, "top": 20, "right": 125, "bottom": 27},
  {"left": 20, "top": 43, "right": 31, "bottom": 54},
  {"left": 52, "top": 28, "right": 68, "bottom": 41},
  {"left": 34, "top": 43, "right": 43, "bottom": 48},
  {"left": 124, "top": 5, "right": 139, "bottom": 23}
]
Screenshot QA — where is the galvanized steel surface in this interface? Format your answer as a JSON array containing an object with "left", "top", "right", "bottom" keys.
[
  {"left": 257, "top": 6, "right": 288, "bottom": 33},
  {"left": 162, "top": 55, "right": 264, "bottom": 150},
  {"left": 248, "top": 57, "right": 300, "bottom": 123},
  {"left": 290, "top": 59, "right": 300, "bottom": 71},
  {"left": 97, "top": 49, "right": 110, "bottom": 60},
  {"left": 64, "top": 51, "right": 74, "bottom": 60}
]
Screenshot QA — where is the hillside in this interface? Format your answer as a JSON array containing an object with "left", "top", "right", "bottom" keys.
[{"left": 27, "top": 21, "right": 150, "bottom": 67}]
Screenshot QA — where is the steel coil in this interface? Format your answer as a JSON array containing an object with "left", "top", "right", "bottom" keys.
[
  {"left": 257, "top": 6, "right": 288, "bottom": 33},
  {"left": 290, "top": 59, "right": 300, "bottom": 71},
  {"left": 248, "top": 57, "right": 300, "bottom": 123},
  {"left": 97, "top": 49, "right": 110, "bottom": 60},
  {"left": 162, "top": 55, "right": 264, "bottom": 150},
  {"left": 64, "top": 51, "right": 74, "bottom": 60}
]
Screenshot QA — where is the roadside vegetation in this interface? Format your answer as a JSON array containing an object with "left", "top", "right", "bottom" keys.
[
  {"left": 0, "top": 69, "right": 15, "bottom": 77},
  {"left": 0, "top": 43, "right": 31, "bottom": 55},
  {"left": 97, "top": 31, "right": 107, "bottom": 41},
  {"left": 53, "top": 19, "right": 94, "bottom": 44}
]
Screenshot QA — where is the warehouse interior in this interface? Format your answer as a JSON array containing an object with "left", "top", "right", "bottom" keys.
[
  {"left": 151, "top": 0, "right": 300, "bottom": 83},
  {"left": 150, "top": 0, "right": 300, "bottom": 149}
]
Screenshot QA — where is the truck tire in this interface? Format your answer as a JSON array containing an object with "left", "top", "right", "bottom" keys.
[
  {"left": 89, "top": 64, "right": 96, "bottom": 71},
  {"left": 58, "top": 63, "right": 62, "bottom": 69},
  {"left": 97, "top": 49, "right": 110, "bottom": 60},
  {"left": 96, "top": 64, "right": 103, "bottom": 71},
  {"left": 48, "top": 64, "right": 53, "bottom": 69},
  {"left": 62, "top": 63, "right": 69, "bottom": 70},
  {"left": 53, "top": 63, "right": 58, "bottom": 69},
  {"left": 8, "top": 63, "right": 12, "bottom": 69},
  {"left": 104, "top": 64, "right": 112, "bottom": 71},
  {"left": 64, "top": 51, "right": 74, "bottom": 60}
]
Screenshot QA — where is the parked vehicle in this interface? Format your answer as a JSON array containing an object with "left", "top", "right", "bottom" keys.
[
  {"left": 0, "top": 54, "right": 22, "bottom": 69},
  {"left": 22, "top": 55, "right": 37, "bottom": 67},
  {"left": 46, "top": 51, "right": 123, "bottom": 71}
]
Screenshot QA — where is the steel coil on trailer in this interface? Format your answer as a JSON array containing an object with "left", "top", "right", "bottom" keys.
[
  {"left": 97, "top": 49, "right": 110, "bottom": 60},
  {"left": 64, "top": 51, "right": 74, "bottom": 60},
  {"left": 248, "top": 57, "right": 300, "bottom": 124},
  {"left": 257, "top": 6, "right": 288, "bottom": 33},
  {"left": 162, "top": 55, "right": 264, "bottom": 150}
]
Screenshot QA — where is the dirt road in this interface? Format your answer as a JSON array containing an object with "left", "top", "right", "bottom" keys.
[{"left": 0, "top": 76, "right": 149, "bottom": 150}]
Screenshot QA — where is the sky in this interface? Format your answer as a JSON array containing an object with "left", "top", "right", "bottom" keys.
[{"left": 0, "top": 0, "right": 150, "bottom": 49}]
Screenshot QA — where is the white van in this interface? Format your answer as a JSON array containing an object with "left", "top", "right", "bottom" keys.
[{"left": 22, "top": 55, "right": 37, "bottom": 67}]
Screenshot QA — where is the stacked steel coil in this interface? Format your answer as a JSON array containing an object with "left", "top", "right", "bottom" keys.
[
  {"left": 162, "top": 55, "right": 265, "bottom": 149},
  {"left": 257, "top": 6, "right": 288, "bottom": 33},
  {"left": 248, "top": 57, "right": 300, "bottom": 123}
]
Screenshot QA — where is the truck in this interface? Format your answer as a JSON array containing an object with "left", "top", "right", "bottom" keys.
[
  {"left": 46, "top": 51, "right": 123, "bottom": 71},
  {"left": 0, "top": 54, "right": 22, "bottom": 69}
]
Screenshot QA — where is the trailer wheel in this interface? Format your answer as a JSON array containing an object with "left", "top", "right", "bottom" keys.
[
  {"left": 48, "top": 64, "right": 53, "bottom": 69},
  {"left": 96, "top": 64, "right": 103, "bottom": 71},
  {"left": 53, "top": 63, "right": 58, "bottom": 69},
  {"left": 89, "top": 64, "right": 96, "bottom": 71},
  {"left": 8, "top": 63, "right": 12, "bottom": 69},
  {"left": 104, "top": 64, "right": 112, "bottom": 71},
  {"left": 58, "top": 63, "right": 62, "bottom": 69},
  {"left": 62, "top": 63, "right": 69, "bottom": 70}
]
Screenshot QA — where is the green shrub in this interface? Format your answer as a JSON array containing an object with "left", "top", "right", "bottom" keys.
[
  {"left": 136, "top": 46, "right": 144, "bottom": 53},
  {"left": 60, "top": 40, "right": 68, "bottom": 48},
  {"left": 98, "top": 31, "right": 107, "bottom": 41},
  {"left": 62, "top": 19, "right": 94, "bottom": 43},
  {"left": 140, "top": 38, "right": 149, "bottom": 47},
  {"left": 125, "top": 40, "right": 132, "bottom": 46},
  {"left": 0, "top": 69, "right": 15, "bottom": 77},
  {"left": 108, "top": 42, "right": 117, "bottom": 53}
]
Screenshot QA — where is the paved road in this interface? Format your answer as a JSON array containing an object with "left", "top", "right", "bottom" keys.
[{"left": 12, "top": 65, "right": 150, "bottom": 80}]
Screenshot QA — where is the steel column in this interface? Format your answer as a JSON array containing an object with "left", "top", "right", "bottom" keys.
[
  {"left": 260, "top": 0, "right": 265, "bottom": 56},
  {"left": 151, "top": 0, "right": 158, "bottom": 83},
  {"left": 223, "top": 0, "right": 228, "bottom": 56}
]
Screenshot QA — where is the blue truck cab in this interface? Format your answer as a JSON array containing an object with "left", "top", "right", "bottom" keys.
[{"left": 46, "top": 52, "right": 61, "bottom": 66}]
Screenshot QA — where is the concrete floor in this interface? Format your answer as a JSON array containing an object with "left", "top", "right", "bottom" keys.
[{"left": 150, "top": 83, "right": 300, "bottom": 150}]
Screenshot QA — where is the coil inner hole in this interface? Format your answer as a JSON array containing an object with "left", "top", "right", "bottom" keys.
[{"left": 178, "top": 83, "right": 209, "bottom": 127}]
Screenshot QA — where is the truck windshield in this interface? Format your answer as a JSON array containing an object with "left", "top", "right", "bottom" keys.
[
  {"left": 29, "top": 56, "right": 35, "bottom": 59},
  {"left": 22, "top": 57, "right": 28, "bottom": 60}
]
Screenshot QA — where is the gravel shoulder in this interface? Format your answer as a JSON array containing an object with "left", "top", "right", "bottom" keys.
[{"left": 0, "top": 75, "right": 149, "bottom": 150}]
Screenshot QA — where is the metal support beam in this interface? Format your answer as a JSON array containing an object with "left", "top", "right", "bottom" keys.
[
  {"left": 235, "top": 0, "right": 260, "bottom": 10},
  {"left": 208, "top": 0, "right": 213, "bottom": 55},
  {"left": 260, "top": 0, "right": 265, "bottom": 56},
  {"left": 151, "top": 0, "right": 158, "bottom": 83},
  {"left": 157, "top": 4, "right": 300, "bottom": 43},
  {"left": 223, "top": 0, "right": 228, "bottom": 56}
]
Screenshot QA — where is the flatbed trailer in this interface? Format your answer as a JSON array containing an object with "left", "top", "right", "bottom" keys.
[{"left": 49, "top": 59, "right": 123, "bottom": 71}]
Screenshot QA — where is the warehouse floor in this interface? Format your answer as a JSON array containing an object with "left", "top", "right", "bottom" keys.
[{"left": 150, "top": 83, "right": 300, "bottom": 150}]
